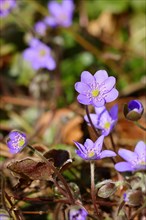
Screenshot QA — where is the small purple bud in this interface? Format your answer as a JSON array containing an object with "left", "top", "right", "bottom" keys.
[
  {"left": 123, "top": 190, "right": 143, "bottom": 206},
  {"left": 124, "top": 100, "right": 144, "bottom": 121},
  {"left": 6, "top": 130, "right": 27, "bottom": 154},
  {"left": 0, "top": 209, "right": 11, "bottom": 220},
  {"left": 67, "top": 206, "right": 88, "bottom": 220}
]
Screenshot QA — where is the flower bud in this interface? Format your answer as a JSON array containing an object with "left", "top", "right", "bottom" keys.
[
  {"left": 124, "top": 100, "right": 144, "bottom": 121},
  {"left": 66, "top": 206, "right": 88, "bottom": 220},
  {"left": 97, "top": 182, "right": 117, "bottom": 198},
  {"left": 0, "top": 209, "right": 11, "bottom": 220},
  {"left": 123, "top": 190, "right": 143, "bottom": 206},
  {"left": 6, "top": 130, "right": 27, "bottom": 154}
]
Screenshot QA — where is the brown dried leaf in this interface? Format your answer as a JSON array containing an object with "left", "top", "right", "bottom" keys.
[
  {"left": 43, "top": 149, "right": 70, "bottom": 168},
  {"left": 7, "top": 158, "right": 53, "bottom": 181}
]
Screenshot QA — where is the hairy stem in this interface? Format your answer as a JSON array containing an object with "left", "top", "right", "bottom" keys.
[
  {"left": 27, "top": 145, "right": 75, "bottom": 204},
  {"left": 90, "top": 161, "right": 99, "bottom": 216},
  {"left": 85, "top": 105, "right": 99, "bottom": 137},
  {"left": 109, "top": 133, "right": 116, "bottom": 152},
  {"left": 134, "top": 121, "right": 146, "bottom": 131}
]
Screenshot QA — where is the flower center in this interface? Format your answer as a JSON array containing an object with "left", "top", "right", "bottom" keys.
[
  {"left": 104, "top": 122, "right": 111, "bottom": 129},
  {"left": 18, "top": 139, "right": 25, "bottom": 147},
  {"left": 88, "top": 151, "right": 95, "bottom": 158},
  {"left": 91, "top": 89, "right": 99, "bottom": 97},
  {"left": 39, "top": 49, "right": 47, "bottom": 57},
  {"left": 2, "top": 2, "right": 11, "bottom": 10}
]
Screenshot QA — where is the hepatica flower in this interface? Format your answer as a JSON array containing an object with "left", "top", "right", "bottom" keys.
[
  {"left": 74, "top": 135, "right": 116, "bottom": 160},
  {"left": 124, "top": 100, "right": 144, "bottom": 121},
  {"left": 6, "top": 130, "right": 27, "bottom": 154},
  {"left": 75, "top": 70, "right": 119, "bottom": 107},
  {"left": 0, "top": 0, "right": 16, "bottom": 17},
  {"left": 84, "top": 104, "right": 118, "bottom": 136},
  {"left": 69, "top": 206, "right": 88, "bottom": 220},
  {"left": 115, "top": 141, "right": 146, "bottom": 172},
  {"left": 23, "top": 38, "right": 56, "bottom": 71},
  {"left": 44, "top": 0, "right": 74, "bottom": 28}
]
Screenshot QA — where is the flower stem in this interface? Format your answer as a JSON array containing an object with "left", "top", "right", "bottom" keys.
[
  {"left": 85, "top": 105, "right": 99, "bottom": 137},
  {"left": 90, "top": 161, "right": 99, "bottom": 216},
  {"left": 134, "top": 121, "right": 146, "bottom": 131},
  {"left": 109, "top": 133, "right": 116, "bottom": 152},
  {"left": 27, "top": 145, "right": 75, "bottom": 204}
]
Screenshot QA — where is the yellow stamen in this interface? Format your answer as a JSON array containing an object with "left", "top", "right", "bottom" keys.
[
  {"left": 39, "top": 49, "right": 47, "bottom": 57},
  {"left": 88, "top": 151, "right": 95, "bottom": 158},
  {"left": 104, "top": 122, "right": 110, "bottom": 129},
  {"left": 18, "top": 139, "right": 25, "bottom": 147},
  {"left": 91, "top": 89, "right": 99, "bottom": 97},
  {"left": 2, "top": 2, "right": 10, "bottom": 10}
]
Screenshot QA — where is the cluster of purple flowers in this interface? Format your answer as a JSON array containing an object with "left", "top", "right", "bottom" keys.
[
  {"left": 23, "top": 0, "right": 74, "bottom": 71},
  {"left": 74, "top": 69, "right": 145, "bottom": 172},
  {"left": 34, "top": 0, "right": 74, "bottom": 35},
  {"left": 6, "top": 69, "right": 145, "bottom": 175}
]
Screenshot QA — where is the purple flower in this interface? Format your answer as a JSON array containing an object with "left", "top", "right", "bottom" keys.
[
  {"left": 115, "top": 141, "right": 146, "bottom": 172},
  {"left": 74, "top": 135, "right": 116, "bottom": 160},
  {"left": 84, "top": 104, "right": 118, "bottom": 136},
  {"left": 23, "top": 38, "right": 56, "bottom": 71},
  {"left": 0, "top": 0, "right": 16, "bottom": 17},
  {"left": 69, "top": 206, "right": 88, "bottom": 220},
  {"left": 124, "top": 100, "right": 144, "bottom": 121},
  {"left": 44, "top": 0, "right": 74, "bottom": 28},
  {"left": 75, "top": 70, "right": 119, "bottom": 107},
  {"left": 6, "top": 130, "right": 27, "bottom": 154},
  {"left": 34, "top": 21, "right": 47, "bottom": 36}
]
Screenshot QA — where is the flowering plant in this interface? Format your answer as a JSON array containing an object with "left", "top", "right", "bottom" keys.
[{"left": 1, "top": 1, "right": 146, "bottom": 219}]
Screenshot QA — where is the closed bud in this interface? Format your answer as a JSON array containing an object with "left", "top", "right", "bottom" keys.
[
  {"left": 123, "top": 100, "right": 144, "bottom": 121},
  {"left": 0, "top": 209, "right": 11, "bottom": 220},
  {"left": 123, "top": 190, "right": 143, "bottom": 206},
  {"left": 96, "top": 180, "right": 117, "bottom": 198}
]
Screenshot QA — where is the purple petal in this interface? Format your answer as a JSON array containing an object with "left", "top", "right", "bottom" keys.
[
  {"left": 81, "top": 71, "right": 94, "bottom": 85},
  {"left": 74, "top": 141, "right": 87, "bottom": 154},
  {"left": 84, "top": 114, "right": 98, "bottom": 126},
  {"left": 92, "top": 98, "right": 105, "bottom": 107},
  {"left": 128, "top": 100, "right": 143, "bottom": 114},
  {"left": 104, "top": 88, "right": 119, "bottom": 103},
  {"left": 134, "top": 141, "right": 146, "bottom": 158},
  {"left": 75, "top": 82, "right": 90, "bottom": 94},
  {"left": 45, "top": 57, "right": 56, "bottom": 70},
  {"left": 95, "top": 106, "right": 106, "bottom": 115},
  {"left": 62, "top": 0, "right": 74, "bottom": 12},
  {"left": 115, "top": 162, "right": 134, "bottom": 172},
  {"left": 118, "top": 149, "right": 137, "bottom": 162},
  {"left": 23, "top": 49, "right": 35, "bottom": 60},
  {"left": 44, "top": 16, "right": 57, "bottom": 27},
  {"left": 100, "top": 76, "right": 116, "bottom": 92},
  {"left": 75, "top": 150, "right": 87, "bottom": 160},
  {"left": 109, "top": 104, "right": 118, "bottom": 120},
  {"left": 77, "top": 94, "right": 90, "bottom": 105},
  {"left": 94, "top": 70, "right": 108, "bottom": 84},
  {"left": 94, "top": 135, "right": 104, "bottom": 153},
  {"left": 84, "top": 139, "right": 94, "bottom": 150},
  {"left": 100, "top": 150, "right": 116, "bottom": 158},
  {"left": 48, "top": 1, "right": 62, "bottom": 17}
]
